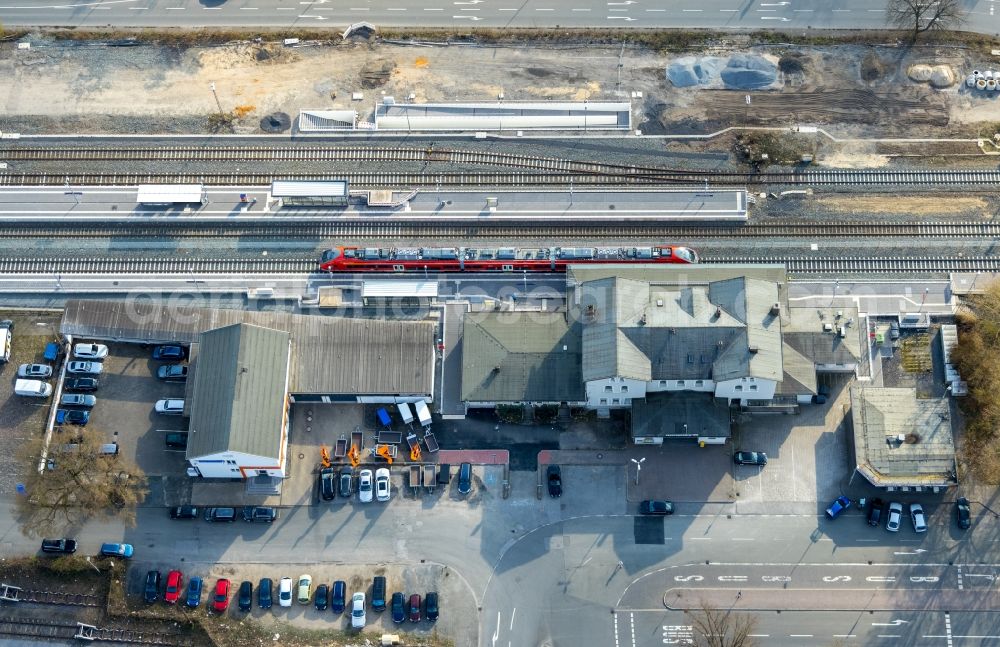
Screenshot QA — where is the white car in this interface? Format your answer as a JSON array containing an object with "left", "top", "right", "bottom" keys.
[
  {"left": 154, "top": 399, "right": 185, "bottom": 415},
  {"left": 375, "top": 467, "right": 391, "bottom": 502},
  {"left": 351, "top": 592, "right": 367, "bottom": 629},
  {"left": 67, "top": 361, "right": 103, "bottom": 375},
  {"left": 18, "top": 363, "right": 52, "bottom": 378},
  {"left": 358, "top": 469, "right": 374, "bottom": 503},
  {"left": 910, "top": 503, "right": 927, "bottom": 533},
  {"left": 278, "top": 577, "right": 293, "bottom": 608},
  {"left": 73, "top": 343, "right": 108, "bottom": 359},
  {"left": 886, "top": 502, "right": 903, "bottom": 532}
]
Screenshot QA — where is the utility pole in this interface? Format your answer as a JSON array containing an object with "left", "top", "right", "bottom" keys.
[{"left": 209, "top": 82, "right": 223, "bottom": 113}]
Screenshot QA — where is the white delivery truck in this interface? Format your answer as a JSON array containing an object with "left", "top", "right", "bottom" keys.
[
  {"left": 396, "top": 402, "right": 414, "bottom": 426},
  {"left": 413, "top": 400, "right": 432, "bottom": 430},
  {"left": 15, "top": 378, "right": 52, "bottom": 398}
]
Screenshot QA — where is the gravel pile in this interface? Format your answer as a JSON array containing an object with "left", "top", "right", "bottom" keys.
[
  {"left": 667, "top": 53, "right": 778, "bottom": 90},
  {"left": 666, "top": 57, "right": 722, "bottom": 87},
  {"left": 720, "top": 54, "right": 778, "bottom": 90}
]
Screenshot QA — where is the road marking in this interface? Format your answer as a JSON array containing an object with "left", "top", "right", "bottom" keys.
[
  {"left": 645, "top": 8, "right": 664, "bottom": 11},
  {"left": 510, "top": 608, "right": 516, "bottom": 631},
  {"left": 790, "top": 635, "right": 813, "bottom": 638},
  {"left": 762, "top": 576, "right": 791, "bottom": 582},
  {"left": 732, "top": 538, "right": 754, "bottom": 541},
  {"left": 424, "top": 6, "right": 443, "bottom": 9},
  {"left": 571, "top": 7, "right": 590, "bottom": 9},
  {"left": 534, "top": 7, "right": 553, "bottom": 9},
  {"left": 386, "top": 7, "right": 407, "bottom": 10},
  {"left": 630, "top": 612, "right": 637, "bottom": 647},
  {"left": 492, "top": 611, "right": 500, "bottom": 647},
  {"left": 239, "top": 6, "right": 258, "bottom": 9},
  {"left": 909, "top": 576, "right": 939, "bottom": 583},
  {"left": 858, "top": 538, "right": 878, "bottom": 542},
  {"left": 164, "top": 6, "right": 184, "bottom": 8},
  {"left": 748, "top": 635, "right": 769, "bottom": 638},
  {"left": 718, "top": 576, "right": 748, "bottom": 582},
  {"left": 866, "top": 576, "right": 895, "bottom": 583},
  {"left": 682, "top": 8, "right": 702, "bottom": 10},
  {"left": 613, "top": 612, "right": 620, "bottom": 647},
  {"left": 834, "top": 636, "right": 857, "bottom": 639},
  {"left": 877, "top": 635, "right": 901, "bottom": 639},
  {"left": 945, "top": 612, "right": 954, "bottom": 647},
  {"left": 957, "top": 565, "right": 964, "bottom": 590},
  {"left": 873, "top": 620, "right": 910, "bottom": 627}
]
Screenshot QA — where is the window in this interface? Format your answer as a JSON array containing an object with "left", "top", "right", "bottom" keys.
[
  {"left": 623, "top": 398, "right": 631, "bottom": 405},
  {"left": 735, "top": 385, "right": 743, "bottom": 391},
  {"left": 659, "top": 380, "right": 666, "bottom": 386},
  {"left": 749, "top": 385, "right": 758, "bottom": 391},
  {"left": 612, "top": 398, "right": 620, "bottom": 405},
  {"left": 749, "top": 377, "right": 756, "bottom": 383},
  {"left": 620, "top": 385, "right": 628, "bottom": 393},
  {"left": 695, "top": 380, "right": 704, "bottom": 387},
  {"left": 604, "top": 385, "right": 613, "bottom": 393},
  {"left": 677, "top": 380, "right": 685, "bottom": 387},
  {"left": 599, "top": 398, "right": 608, "bottom": 405}
]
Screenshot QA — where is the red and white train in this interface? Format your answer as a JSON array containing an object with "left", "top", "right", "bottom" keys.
[{"left": 319, "top": 244, "right": 698, "bottom": 272}]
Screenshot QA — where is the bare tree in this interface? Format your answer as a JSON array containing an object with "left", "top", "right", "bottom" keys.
[
  {"left": 684, "top": 599, "right": 759, "bottom": 647},
  {"left": 16, "top": 430, "right": 148, "bottom": 537},
  {"left": 886, "top": 0, "right": 964, "bottom": 42}
]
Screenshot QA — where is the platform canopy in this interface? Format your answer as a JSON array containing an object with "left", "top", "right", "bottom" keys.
[
  {"left": 136, "top": 184, "right": 204, "bottom": 204},
  {"left": 362, "top": 280, "right": 439, "bottom": 299}
]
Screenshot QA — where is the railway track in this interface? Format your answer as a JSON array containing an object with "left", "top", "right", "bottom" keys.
[
  {"left": 0, "top": 221, "right": 994, "bottom": 240},
  {"left": 3, "top": 145, "right": 1000, "bottom": 186},
  {"left": 0, "top": 255, "right": 995, "bottom": 275},
  {"left": 16, "top": 588, "right": 102, "bottom": 607},
  {"left": 0, "top": 615, "right": 186, "bottom": 645}
]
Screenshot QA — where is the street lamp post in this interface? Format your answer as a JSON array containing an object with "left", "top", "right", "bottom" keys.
[{"left": 630, "top": 457, "right": 646, "bottom": 486}]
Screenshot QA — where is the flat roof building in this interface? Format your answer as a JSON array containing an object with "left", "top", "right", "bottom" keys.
[{"left": 850, "top": 387, "right": 957, "bottom": 489}]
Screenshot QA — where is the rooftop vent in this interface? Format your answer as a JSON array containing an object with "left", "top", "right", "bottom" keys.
[
  {"left": 769, "top": 303, "right": 780, "bottom": 316},
  {"left": 748, "top": 345, "right": 759, "bottom": 354},
  {"left": 714, "top": 307, "right": 722, "bottom": 319}
]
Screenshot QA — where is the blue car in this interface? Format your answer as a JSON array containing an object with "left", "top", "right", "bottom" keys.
[
  {"left": 99, "top": 542, "right": 133, "bottom": 558},
  {"left": 152, "top": 345, "right": 186, "bottom": 360},
  {"left": 56, "top": 409, "right": 90, "bottom": 426},
  {"left": 186, "top": 576, "right": 203, "bottom": 608},
  {"left": 825, "top": 495, "right": 851, "bottom": 519}
]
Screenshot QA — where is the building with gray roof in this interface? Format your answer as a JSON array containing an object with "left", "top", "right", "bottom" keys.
[
  {"left": 461, "top": 312, "right": 584, "bottom": 407},
  {"left": 850, "top": 387, "right": 957, "bottom": 489},
  {"left": 186, "top": 324, "right": 292, "bottom": 479}
]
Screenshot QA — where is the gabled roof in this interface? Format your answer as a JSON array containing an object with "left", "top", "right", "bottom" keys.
[{"left": 186, "top": 324, "right": 291, "bottom": 460}]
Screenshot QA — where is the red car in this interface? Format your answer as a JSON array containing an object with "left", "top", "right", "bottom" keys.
[
  {"left": 408, "top": 593, "right": 422, "bottom": 622},
  {"left": 212, "top": 578, "right": 231, "bottom": 613},
  {"left": 163, "top": 570, "right": 183, "bottom": 604}
]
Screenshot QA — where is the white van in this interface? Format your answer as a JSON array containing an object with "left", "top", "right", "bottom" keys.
[
  {"left": 0, "top": 327, "right": 11, "bottom": 364},
  {"left": 15, "top": 379, "right": 52, "bottom": 398}
]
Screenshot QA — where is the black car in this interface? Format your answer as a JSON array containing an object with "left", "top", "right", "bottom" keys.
[
  {"left": 315, "top": 584, "right": 329, "bottom": 611},
  {"left": 156, "top": 364, "right": 188, "bottom": 382},
  {"left": 331, "top": 580, "right": 346, "bottom": 614},
  {"left": 41, "top": 538, "right": 77, "bottom": 554},
  {"left": 957, "top": 497, "right": 972, "bottom": 530},
  {"left": 425, "top": 591, "right": 439, "bottom": 622},
  {"left": 391, "top": 592, "right": 406, "bottom": 623},
  {"left": 64, "top": 377, "right": 99, "bottom": 392},
  {"left": 733, "top": 451, "right": 767, "bottom": 466},
  {"left": 170, "top": 505, "right": 199, "bottom": 520},
  {"left": 457, "top": 462, "right": 472, "bottom": 495},
  {"left": 320, "top": 467, "right": 336, "bottom": 501},
  {"left": 639, "top": 500, "right": 674, "bottom": 515},
  {"left": 867, "top": 498, "right": 884, "bottom": 527},
  {"left": 339, "top": 467, "right": 353, "bottom": 498},
  {"left": 242, "top": 506, "right": 277, "bottom": 523},
  {"left": 546, "top": 465, "right": 562, "bottom": 498},
  {"left": 258, "top": 578, "right": 273, "bottom": 609},
  {"left": 144, "top": 570, "right": 161, "bottom": 604},
  {"left": 152, "top": 345, "right": 186, "bottom": 360},
  {"left": 165, "top": 433, "right": 188, "bottom": 449},
  {"left": 237, "top": 580, "right": 253, "bottom": 612}
]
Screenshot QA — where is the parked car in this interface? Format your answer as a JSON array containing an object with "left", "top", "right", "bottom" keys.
[
  {"left": 408, "top": 593, "right": 422, "bottom": 622},
  {"left": 99, "top": 542, "right": 133, "bottom": 558},
  {"left": 331, "top": 580, "right": 347, "bottom": 614},
  {"left": 425, "top": 591, "right": 438, "bottom": 622},
  {"left": 204, "top": 507, "right": 237, "bottom": 523},
  {"left": 238, "top": 581, "right": 253, "bottom": 612},
  {"left": 212, "top": 579, "right": 231, "bottom": 613},
  {"left": 910, "top": 503, "right": 927, "bottom": 533},
  {"left": 67, "top": 361, "right": 102, "bottom": 375},
  {"left": 258, "top": 578, "right": 272, "bottom": 609},
  {"left": 639, "top": 500, "right": 674, "bottom": 515},
  {"left": 185, "top": 576, "right": 203, "bottom": 608},
  {"left": 73, "top": 343, "right": 108, "bottom": 359},
  {"left": 886, "top": 502, "right": 903, "bottom": 532},
  {"left": 546, "top": 465, "right": 562, "bottom": 498},
  {"left": 297, "top": 575, "right": 313, "bottom": 605},
  {"left": 391, "top": 592, "right": 406, "bottom": 623},
  {"left": 278, "top": 577, "right": 293, "bottom": 608},
  {"left": 315, "top": 583, "right": 329, "bottom": 611},
  {"left": 164, "top": 570, "right": 183, "bottom": 604},
  {"left": 152, "top": 345, "right": 186, "bottom": 360},
  {"left": 154, "top": 399, "right": 184, "bottom": 415},
  {"left": 41, "top": 538, "right": 77, "bottom": 554},
  {"left": 156, "top": 364, "right": 188, "bottom": 382},
  {"left": 734, "top": 451, "right": 767, "bottom": 466},
  {"left": 351, "top": 592, "right": 367, "bottom": 629},
  {"left": 144, "top": 570, "right": 161, "bottom": 603},
  {"left": 242, "top": 506, "right": 277, "bottom": 523},
  {"left": 339, "top": 467, "right": 353, "bottom": 498},
  {"left": 372, "top": 576, "right": 386, "bottom": 611},
  {"left": 457, "top": 462, "right": 472, "bottom": 495},
  {"left": 56, "top": 409, "right": 90, "bottom": 426},
  {"left": 375, "top": 467, "right": 391, "bottom": 502},
  {"left": 957, "top": 497, "right": 972, "bottom": 530},
  {"left": 18, "top": 363, "right": 52, "bottom": 378},
  {"left": 358, "top": 469, "right": 374, "bottom": 503},
  {"left": 867, "top": 498, "right": 884, "bottom": 527},
  {"left": 825, "top": 495, "right": 851, "bottom": 519},
  {"left": 320, "top": 467, "right": 336, "bottom": 501},
  {"left": 64, "top": 377, "right": 99, "bottom": 391},
  {"left": 60, "top": 393, "right": 96, "bottom": 408},
  {"left": 889, "top": 321, "right": 900, "bottom": 340},
  {"left": 165, "top": 432, "right": 188, "bottom": 449},
  {"left": 170, "top": 505, "right": 199, "bottom": 520}
]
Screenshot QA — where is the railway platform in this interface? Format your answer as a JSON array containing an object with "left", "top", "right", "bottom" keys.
[{"left": 0, "top": 185, "right": 748, "bottom": 223}]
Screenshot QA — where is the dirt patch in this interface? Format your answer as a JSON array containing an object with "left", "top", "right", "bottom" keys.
[
  {"left": 814, "top": 195, "right": 990, "bottom": 215},
  {"left": 860, "top": 52, "right": 886, "bottom": 82},
  {"left": 359, "top": 57, "right": 397, "bottom": 88}
]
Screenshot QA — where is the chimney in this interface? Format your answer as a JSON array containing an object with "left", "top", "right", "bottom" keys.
[
  {"left": 769, "top": 303, "right": 780, "bottom": 317},
  {"left": 714, "top": 307, "right": 722, "bottom": 319},
  {"left": 748, "top": 345, "right": 759, "bottom": 354}
]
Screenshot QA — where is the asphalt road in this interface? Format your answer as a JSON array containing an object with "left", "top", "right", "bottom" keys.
[{"left": 0, "top": 0, "right": 998, "bottom": 31}]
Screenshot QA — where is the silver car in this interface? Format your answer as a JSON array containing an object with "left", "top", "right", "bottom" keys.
[
  {"left": 886, "top": 502, "right": 903, "bottom": 532},
  {"left": 910, "top": 503, "right": 927, "bottom": 533},
  {"left": 18, "top": 363, "right": 52, "bottom": 378},
  {"left": 358, "top": 469, "right": 374, "bottom": 503},
  {"left": 60, "top": 393, "right": 96, "bottom": 408},
  {"left": 351, "top": 592, "right": 367, "bottom": 629},
  {"left": 67, "top": 361, "right": 103, "bottom": 375}
]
